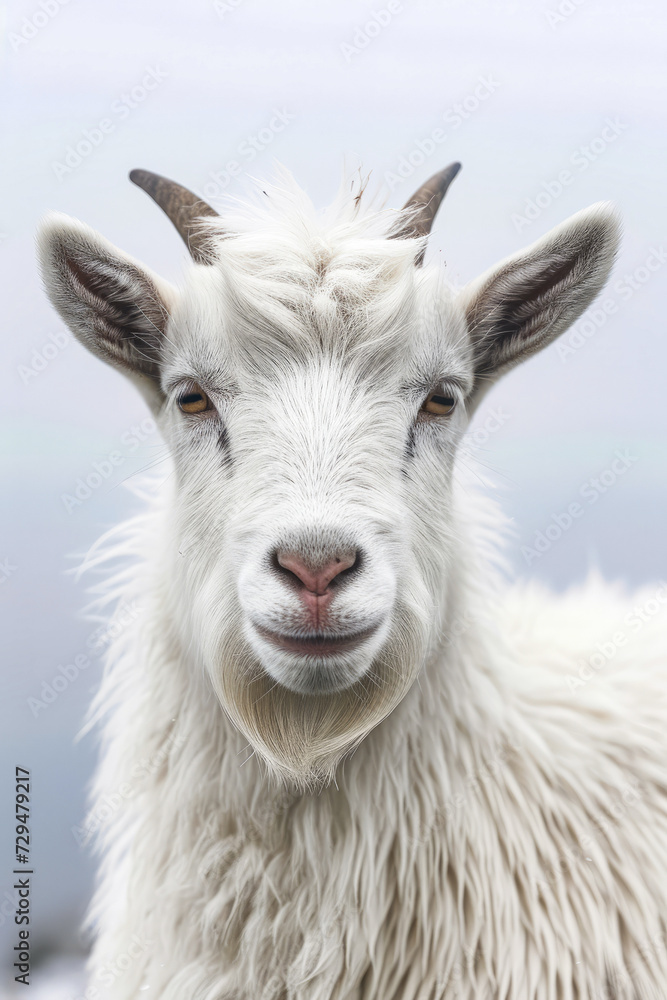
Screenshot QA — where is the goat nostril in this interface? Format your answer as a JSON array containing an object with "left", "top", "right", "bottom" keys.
[
  {"left": 274, "top": 550, "right": 359, "bottom": 595},
  {"left": 334, "top": 552, "right": 361, "bottom": 582}
]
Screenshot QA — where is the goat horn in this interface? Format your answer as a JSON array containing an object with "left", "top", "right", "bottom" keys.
[
  {"left": 395, "top": 162, "right": 462, "bottom": 266},
  {"left": 129, "top": 169, "right": 219, "bottom": 265}
]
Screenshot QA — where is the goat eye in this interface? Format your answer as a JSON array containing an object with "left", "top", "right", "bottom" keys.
[
  {"left": 421, "top": 392, "right": 456, "bottom": 416},
  {"left": 178, "top": 385, "right": 210, "bottom": 414}
]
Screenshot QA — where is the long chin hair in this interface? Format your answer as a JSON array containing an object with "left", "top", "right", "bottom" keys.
[{"left": 207, "top": 597, "right": 429, "bottom": 790}]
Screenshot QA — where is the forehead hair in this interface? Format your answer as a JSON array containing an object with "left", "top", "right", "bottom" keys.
[{"left": 169, "top": 172, "right": 466, "bottom": 381}]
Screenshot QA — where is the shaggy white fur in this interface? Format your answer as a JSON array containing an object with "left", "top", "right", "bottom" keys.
[{"left": 38, "top": 170, "right": 667, "bottom": 999}]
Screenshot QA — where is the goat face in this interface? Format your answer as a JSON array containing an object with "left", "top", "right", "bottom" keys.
[
  {"left": 160, "top": 263, "right": 471, "bottom": 701},
  {"left": 38, "top": 167, "right": 619, "bottom": 782}
]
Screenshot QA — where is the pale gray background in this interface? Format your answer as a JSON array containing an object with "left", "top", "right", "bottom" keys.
[{"left": 1, "top": 0, "right": 666, "bottom": 992}]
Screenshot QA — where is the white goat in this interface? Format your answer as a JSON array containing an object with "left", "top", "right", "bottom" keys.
[{"left": 38, "top": 163, "right": 667, "bottom": 1000}]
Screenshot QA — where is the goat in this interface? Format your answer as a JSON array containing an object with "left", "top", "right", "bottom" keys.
[{"left": 38, "top": 161, "right": 667, "bottom": 999}]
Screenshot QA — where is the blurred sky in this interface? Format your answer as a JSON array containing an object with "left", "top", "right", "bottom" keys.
[{"left": 1, "top": 0, "right": 666, "bottom": 984}]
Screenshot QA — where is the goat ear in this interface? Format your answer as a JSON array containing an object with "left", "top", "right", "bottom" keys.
[
  {"left": 37, "top": 213, "right": 175, "bottom": 410},
  {"left": 459, "top": 203, "right": 620, "bottom": 405}
]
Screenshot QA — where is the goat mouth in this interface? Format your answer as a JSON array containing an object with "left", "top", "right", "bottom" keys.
[{"left": 255, "top": 624, "right": 378, "bottom": 656}]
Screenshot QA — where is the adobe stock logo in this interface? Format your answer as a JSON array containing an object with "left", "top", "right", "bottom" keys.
[
  {"left": 557, "top": 246, "right": 667, "bottom": 362},
  {"left": 511, "top": 117, "right": 628, "bottom": 233},
  {"left": 565, "top": 582, "right": 667, "bottom": 695},
  {"left": 51, "top": 67, "right": 168, "bottom": 181},
  {"left": 17, "top": 329, "right": 70, "bottom": 385},
  {"left": 340, "top": 2, "right": 404, "bottom": 63},
  {"left": 60, "top": 417, "right": 157, "bottom": 514},
  {"left": 383, "top": 76, "right": 501, "bottom": 192},
  {"left": 521, "top": 450, "right": 638, "bottom": 565},
  {"left": 9, "top": 0, "right": 74, "bottom": 52}
]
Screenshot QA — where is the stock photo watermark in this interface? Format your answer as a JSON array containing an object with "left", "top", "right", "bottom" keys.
[
  {"left": 521, "top": 449, "right": 638, "bottom": 565},
  {"left": 407, "top": 742, "right": 521, "bottom": 855},
  {"left": 198, "top": 109, "right": 296, "bottom": 199},
  {"left": 60, "top": 416, "right": 158, "bottom": 513},
  {"left": 558, "top": 245, "right": 667, "bottom": 361},
  {"left": 511, "top": 117, "right": 628, "bottom": 233},
  {"left": 0, "top": 556, "right": 18, "bottom": 584},
  {"left": 544, "top": 0, "right": 589, "bottom": 29},
  {"left": 27, "top": 601, "right": 143, "bottom": 717},
  {"left": 214, "top": 0, "right": 248, "bottom": 17},
  {"left": 537, "top": 780, "right": 643, "bottom": 889},
  {"left": 17, "top": 328, "right": 70, "bottom": 385},
  {"left": 71, "top": 731, "right": 188, "bottom": 847},
  {"left": 70, "top": 935, "right": 150, "bottom": 999},
  {"left": 459, "top": 405, "right": 510, "bottom": 460},
  {"left": 594, "top": 929, "right": 667, "bottom": 999},
  {"left": 383, "top": 75, "right": 501, "bottom": 191},
  {"left": 51, "top": 66, "right": 168, "bottom": 180},
  {"left": 9, "top": 0, "right": 75, "bottom": 52},
  {"left": 9, "top": 766, "right": 33, "bottom": 986},
  {"left": 566, "top": 582, "right": 667, "bottom": 694},
  {"left": 340, "top": 1, "right": 404, "bottom": 63}
]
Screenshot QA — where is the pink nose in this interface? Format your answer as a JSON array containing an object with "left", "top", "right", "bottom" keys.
[{"left": 275, "top": 550, "right": 358, "bottom": 596}]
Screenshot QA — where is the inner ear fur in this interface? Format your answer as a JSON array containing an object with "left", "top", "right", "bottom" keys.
[
  {"left": 460, "top": 202, "right": 621, "bottom": 402},
  {"left": 37, "top": 212, "right": 175, "bottom": 407}
]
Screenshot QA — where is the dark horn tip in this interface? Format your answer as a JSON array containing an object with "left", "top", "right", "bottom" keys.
[
  {"left": 395, "top": 160, "right": 463, "bottom": 265},
  {"left": 428, "top": 161, "right": 462, "bottom": 190},
  {"left": 127, "top": 168, "right": 220, "bottom": 265},
  {"left": 129, "top": 168, "right": 158, "bottom": 190}
]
